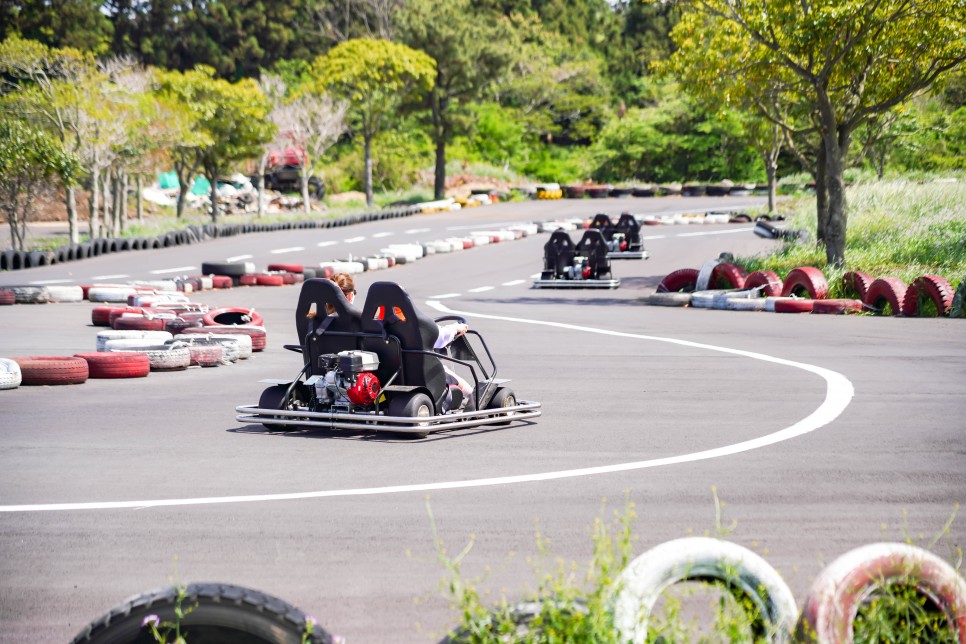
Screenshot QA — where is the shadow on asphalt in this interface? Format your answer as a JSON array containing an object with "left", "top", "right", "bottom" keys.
[{"left": 226, "top": 420, "right": 537, "bottom": 443}]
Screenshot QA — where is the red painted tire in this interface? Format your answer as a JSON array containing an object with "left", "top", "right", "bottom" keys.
[
  {"left": 842, "top": 271, "right": 874, "bottom": 301},
  {"left": 773, "top": 299, "right": 814, "bottom": 313},
  {"left": 113, "top": 316, "right": 170, "bottom": 332},
  {"left": 267, "top": 263, "right": 303, "bottom": 273},
  {"left": 0, "top": 289, "right": 14, "bottom": 305},
  {"left": 744, "top": 270, "right": 783, "bottom": 297},
  {"left": 781, "top": 267, "right": 829, "bottom": 299},
  {"left": 91, "top": 305, "right": 124, "bottom": 326},
  {"left": 255, "top": 274, "right": 285, "bottom": 286},
  {"left": 108, "top": 307, "right": 148, "bottom": 327},
  {"left": 74, "top": 352, "right": 150, "bottom": 379},
  {"left": 811, "top": 298, "right": 864, "bottom": 315},
  {"left": 657, "top": 268, "right": 700, "bottom": 293},
  {"left": 182, "top": 325, "right": 266, "bottom": 351},
  {"left": 210, "top": 275, "right": 233, "bottom": 289},
  {"left": 795, "top": 542, "right": 966, "bottom": 643},
  {"left": 709, "top": 263, "right": 748, "bottom": 289},
  {"left": 13, "top": 356, "right": 89, "bottom": 385},
  {"left": 238, "top": 274, "right": 258, "bottom": 286},
  {"left": 202, "top": 307, "right": 264, "bottom": 327},
  {"left": 901, "top": 274, "right": 954, "bottom": 317},
  {"left": 184, "top": 343, "right": 225, "bottom": 367},
  {"left": 864, "top": 277, "right": 907, "bottom": 316}
]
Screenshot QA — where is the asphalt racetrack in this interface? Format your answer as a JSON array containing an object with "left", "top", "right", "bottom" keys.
[{"left": 1, "top": 197, "right": 963, "bottom": 642}]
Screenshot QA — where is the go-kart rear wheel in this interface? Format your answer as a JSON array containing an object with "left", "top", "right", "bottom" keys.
[
  {"left": 258, "top": 384, "right": 305, "bottom": 432},
  {"left": 388, "top": 392, "right": 433, "bottom": 438},
  {"left": 486, "top": 387, "right": 516, "bottom": 426}
]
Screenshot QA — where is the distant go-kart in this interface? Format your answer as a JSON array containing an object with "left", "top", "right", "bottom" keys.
[
  {"left": 588, "top": 212, "right": 649, "bottom": 260},
  {"left": 236, "top": 280, "right": 541, "bottom": 438},
  {"left": 532, "top": 228, "right": 620, "bottom": 289}
]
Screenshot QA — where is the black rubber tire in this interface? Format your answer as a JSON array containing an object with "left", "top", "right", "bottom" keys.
[
  {"left": 486, "top": 386, "right": 516, "bottom": 426},
  {"left": 69, "top": 582, "right": 333, "bottom": 644},
  {"left": 388, "top": 392, "right": 433, "bottom": 438},
  {"left": 258, "top": 384, "right": 306, "bottom": 432},
  {"left": 202, "top": 261, "right": 250, "bottom": 277}
]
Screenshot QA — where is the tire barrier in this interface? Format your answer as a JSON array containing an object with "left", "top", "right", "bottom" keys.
[
  {"left": 106, "top": 342, "right": 191, "bottom": 371},
  {"left": 8, "top": 285, "right": 49, "bottom": 304},
  {"left": 0, "top": 357, "right": 22, "bottom": 390},
  {"left": 901, "top": 274, "right": 954, "bottom": 317},
  {"left": 68, "top": 582, "right": 334, "bottom": 644},
  {"left": 96, "top": 330, "right": 173, "bottom": 352},
  {"left": 773, "top": 298, "right": 815, "bottom": 313},
  {"left": 745, "top": 270, "right": 783, "bottom": 297},
  {"left": 2, "top": 206, "right": 424, "bottom": 273},
  {"left": 181, "top": 325, "right": 263, "bottom": 352},
  {"left": 613, "top": 537, "right": 798, "bottom": 643},
  {"left": 170, "top": 335, "right": 241, "bottom": 363},
  {"left": 709, "top": 262, "right": 748, "bottom": 289},
  {"left": 0, "top": 289, "right": 14, "bottom": 305},
  {"left": 842, "top": 271, "right": 874, "bottom": 301},
  {"left": 795, "top": 542, "right": 966, "bottom": 643},
  {"left": 657, "top": 268, "right": 700, "bottom": 293},
  {"left": 952, "top": 277, "right": 965, "bottom": 318},
  {"left": 811, "top": 298, "right": 864, "bottom": 315},
  {"left": 202, "top": 307, "right": 264, "bottom": 327},
  {"left": 13, "top": 355, "right": 89, "bottom": 385}
]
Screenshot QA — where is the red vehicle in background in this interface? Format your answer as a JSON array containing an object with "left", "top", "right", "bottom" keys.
[{"left": 258, "top": 147, "right": 325, "bottom": 199}]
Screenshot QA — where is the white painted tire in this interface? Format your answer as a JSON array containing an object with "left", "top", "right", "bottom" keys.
[
  {"left": 710, "top": 289, "right": 759, "bottom": 310},
  {"left": 96, "top": 330, "right": 173, "bottom": 352},
  {"left": 129, "top": 280, "right": 179, "bottom": 292},
  {"left": 645, "top": 293, "right": 692, "bottom": 307},
  {"left": 723, "top": 297, "right": 768, "bottom": 311},
  {"left": 88, "top": 286, "right": 137, "bottom": 303},
  {"left": 691, "top": 289, "right": 739, "bottom": 309},
  {"left": 169, "top": 336, "right": 239, "bottom": 363},
  {"left": 795, "top": 542, "right": 966, "bottom": 643},
  {"left": 176, "top": 333, "right": 251, "bottom": 359},
  {"left": 129, "top": 292, "right": 190, "bottom": 307},
  {"left": 110, "top": 343, "right": 191, "bottom": 371},
  {"left": 695, "top": 259, "right": 722, "bottom": 291},
  {"left": 45, "top": 285, "right": 84, "bottom": 303},
  {"left": 614, "top": 537, "right": 798, "bottom": 643},
  {"left": 0, "top": 358, "right": 22, "bottom": 390}
]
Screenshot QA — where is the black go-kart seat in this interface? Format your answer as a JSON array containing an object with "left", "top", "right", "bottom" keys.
[
  {"left": 614, "top": 212, "right": 642, "bottom": 250},
  {"left": 360, "top": 281, "right": 448, "bottom": 411},
  {"left": 295, "top": 278, "right": 363, "bottom": 374},
  {"left": 543, "top": 228, "right": 576, "bottom": 277},
  {"left": 589, "top": 214, "right": 616, "bottom": 239},
  {"left": 574, "top": 229, "right": 613, "bottom": 279}
]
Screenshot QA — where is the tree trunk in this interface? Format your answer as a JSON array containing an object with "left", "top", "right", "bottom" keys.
[
  {"left": 766, "top": 161, "right": 777, "bottom": 213},
  {"left": 302, "top": 151, "right": 312, "bottom": 216},
  {"left": 432, "top": 91, "right": 447, "bottom": 201},
  {"left": 65, "top": 185, "right": 79, "bottom": 244},
  {"left": 136, "top": 175, "right": 144, "bottom": 222},
  {"left": 119, "top": 172, "right": 129, "bottom": 235},
  {"left": 101, "top": 171, "right": 112, "bottom": 238},
  {"left": 256, "top": 154, "right": 268, "bottom": 218},
  {"left": 364, "top": 134, "right": 373, "bottom": 207},
  {"left": 89, "top": 169, "right": 100, "bottom": 240},
  {"left": 817, "top": 90, "right": 849, "bottom": 268},
  {"left": 814, "top": 140, "right": 828, "bottom": 249},
  {"left": 209, "top": 172, "right": 219, "bottom": 223}
]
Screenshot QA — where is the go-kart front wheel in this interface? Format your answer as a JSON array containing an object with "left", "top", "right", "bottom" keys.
[
  {"left": 258, "top": 384, "right": 306, "bottom": 432},
  {"left": 486, "top": 386, "right": 516, "bottom": 426},
  {"left": 388, "top": 392, "right": 433, "bottom": 438}
]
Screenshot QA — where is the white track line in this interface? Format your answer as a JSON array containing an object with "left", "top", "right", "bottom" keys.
[
  {"left": 344, "top": 236, "right": 365, "bottom": 243},
  {"left": 372, "top": 232, "right": 394, "bottom": 238},
  {"left": 270, "top": 246, "right": 305, "bottom": 254},
  {"left": 428, "top": 293, "right": 461, "bottom": 299},
  {"left": 405, "top": 228, "right": 430, "bottom": 234},
  {"left": 0, "top": 304, "right": 852, "bottom": 513},
  {"left": 502, "top": 280, "right": 526, "bottom": 286},
  {"left": 676, "top": 228, "right": 753, "bottom": 237},
  {"left": 150, "top": 266, "right": 195, "bottom": 275},
  {"left": 317, "top": 241, "right": 338, "bottom": 248},
  {"left": 29, "top": 279, "right": 75, "bottom": 285},
  {"left": 91, "top": 274, "right": 129, "bottom": 280},
  {"left": 226, "top": 255, "right": 252, "bottom": 262},
  {"left": 468, "top": 286, "right": 494, "bottom": 293}
]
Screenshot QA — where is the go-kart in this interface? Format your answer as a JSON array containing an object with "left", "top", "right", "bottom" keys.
[
  {"left": 235, "top": 279, "right": 541, "bottom": 437},
  {"left": 588, "top": 212, "right": 649, "bottom": 260},
  {"left": 532, "top": 228, "right": 620, "bottom": 289}
]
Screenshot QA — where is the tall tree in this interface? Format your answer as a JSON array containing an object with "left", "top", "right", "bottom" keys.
[
  {"left": 4, "top": 0, "right": 114, "bottom": 55},
  {"left": 309, "top": 38, "right": 434, "bottom": 206},
  {"left": 0, "top": 117, "right": 79, "bottom": 252},
  {"left": 666, "top": 0, "right": 966, "bottom": 267},
  {"left": 0, "top": 36, "right": 98, "bottom": 244},
  {"left": 397, "top": 0, "right": 516, "bottom": 199}
]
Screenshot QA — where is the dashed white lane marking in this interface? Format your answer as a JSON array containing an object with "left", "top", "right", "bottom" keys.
[
  {"left": 405, "top": 228, "right": 430, "bottom": 234},
  {"left": 226, "top": 254, "right": 252, "bottom": 262},
  {"left": 502, "top": 280, "right": 526, "bottom": 286},
  {"left": 317, "top": 241, "right": 338, "bottom": 248},
  {"left": 270, "top": 246, "right": 305, "bottom": 254},
  {"left": 29, "top": 279, "right": 75, "bottom": 285},
  {"left": 91, "top": 274, "right": 129, "bottom": 280},
  {"left": 468, "top": 286, "right": 494, "bottom": 293},
  {"left": 344, "top": 236, "right": 365, "bottom": 243},
  {"left": 372, "top": 232, "right": 394, "bottom": 238},
  {"left": 429, "top": 293, "right": 461, "bottom": 299},
  {"left": 150, "top": 266, "right": 195, "bottom": 275},
  {"left": 642, "top": 235, "right": 666, "bottom": 240},
  {"left": 530, "top": 273, "right": 541, "bottom": 279},
  {"left": 677, "top": 228, "right": 753, "bottom": 237},
  {"left": 0, "top": 303, "right": 853, "bottom": 513}
]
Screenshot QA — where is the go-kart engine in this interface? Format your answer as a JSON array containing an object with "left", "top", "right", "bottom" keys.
[
  {"left": 607, "top": 233, "right": 628, "bottom": 252},
  {"left": 565, "top": 255, "right": 591, "bottom": 280},
  {"left": 315, "top": 350, "right": 381, "bottom": 407}
]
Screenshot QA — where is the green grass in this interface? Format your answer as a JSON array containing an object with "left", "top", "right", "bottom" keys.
[{"left": 739, "top": 177, "right": 966, "bottom": 296}]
